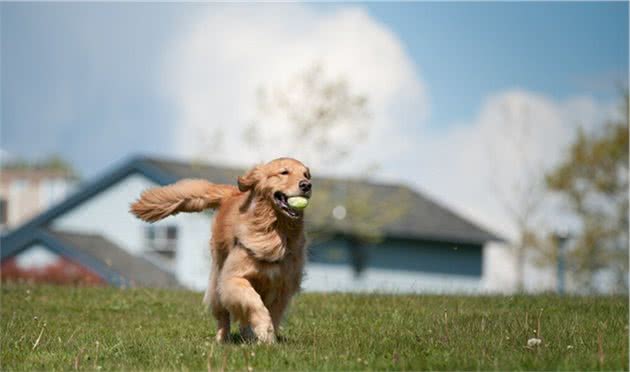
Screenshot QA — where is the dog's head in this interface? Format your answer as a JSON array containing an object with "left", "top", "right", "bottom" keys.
[{"left": 238, "top": 158, "right": 312, "bottom": 219}]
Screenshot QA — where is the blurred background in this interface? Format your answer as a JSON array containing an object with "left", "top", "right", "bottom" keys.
[{"left": 1, "top": 2, "right": 627, "bottom": 294}]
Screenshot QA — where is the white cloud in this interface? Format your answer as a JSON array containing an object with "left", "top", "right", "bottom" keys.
[
  {"left": 161, "top": 4, "right": 427, "bottom": 173},
  {"left": 397, "top": 90, "right": 616, "bottom": 241}
]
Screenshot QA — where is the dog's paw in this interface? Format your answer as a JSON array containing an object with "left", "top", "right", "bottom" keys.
[
  {"left": 215, "top": 328, "right": 229, "bottom": 343},
  {"left": 239, "top": 325, "right": 255, "bottom": 342}
]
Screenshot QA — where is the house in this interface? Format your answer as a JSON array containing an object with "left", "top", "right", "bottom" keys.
[
  {"left": 0, "top": 165, "right": 77, "bottom": 231},
  {"left": 0, "top": 156, "right": 501, "bottom": 292}
]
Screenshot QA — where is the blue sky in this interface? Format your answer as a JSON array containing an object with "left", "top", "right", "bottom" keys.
[
  {"left": 360, "top": 2, "right": 627, "bottom": 129},
  {"left": 1, "top": 2, "right": 628, "bottom": 237},
  {"left": 2, "top": 2, "right": 626, "bottom": 173}
]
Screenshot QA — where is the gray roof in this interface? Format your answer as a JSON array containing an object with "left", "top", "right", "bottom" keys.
[
  {"left": 48, "top": 230, "right": 182, "bottom": 289},
  {"left": 144, "top": 157, "right": 502, "bottom": 245}
]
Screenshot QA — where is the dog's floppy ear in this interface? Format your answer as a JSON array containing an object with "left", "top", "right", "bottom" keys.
[{"left": 238, "top": 165, "right": 264, "bottom": 192}]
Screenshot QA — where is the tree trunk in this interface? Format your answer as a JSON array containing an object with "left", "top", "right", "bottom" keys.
[{"left": 514, "top": 238, "right": 526, "bottom": 292}]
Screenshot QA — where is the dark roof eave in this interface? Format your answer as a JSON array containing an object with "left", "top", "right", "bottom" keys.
[
  {"left": 309, "top": 225, "right": 504, "bottom": 246},
  {"left": 382, "top": 227, "right": 506, "bottom": 245},
  {"left": 384, "top": 231, "right": 504, "bottom": 246}
]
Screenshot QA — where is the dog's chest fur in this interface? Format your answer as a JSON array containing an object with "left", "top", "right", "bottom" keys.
[
  {"left": 215, "top": 192, "right": 307, "bottom": 307},
  {"left": 245, "top": 234, "right": 305, "bottom": 306}
]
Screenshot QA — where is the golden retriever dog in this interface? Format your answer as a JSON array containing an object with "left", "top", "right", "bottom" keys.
[{"left": 130, "top": 158, "right": 312, "bottom": 344}]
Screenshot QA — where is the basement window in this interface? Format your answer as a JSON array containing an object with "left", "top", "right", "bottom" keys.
[{"left": 145, "top": 225, "right": 178, "bottom": 259}]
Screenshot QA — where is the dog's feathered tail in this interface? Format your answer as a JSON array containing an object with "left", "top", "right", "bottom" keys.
[{"left": 130, "top": 179, "right": 239, "bottom": 222}]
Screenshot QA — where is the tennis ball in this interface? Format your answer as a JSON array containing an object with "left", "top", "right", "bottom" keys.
[{"left": 287, "top": 196, "right": 309, "bottom": 209}]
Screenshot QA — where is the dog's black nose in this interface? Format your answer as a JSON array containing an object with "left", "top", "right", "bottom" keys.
[{"left": 299, "top": 180, "right": 312, "bottom": 192}]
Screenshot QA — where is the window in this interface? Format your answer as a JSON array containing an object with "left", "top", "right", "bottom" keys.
[
  {"left": 144, "top": 225, "right": 178, "bottom": 259},
  {"left": 166, "top": 226, "right": 178, "bottom": 240},
  {"left": 0, "top": 198, "right": 7, "bottom": 225}
]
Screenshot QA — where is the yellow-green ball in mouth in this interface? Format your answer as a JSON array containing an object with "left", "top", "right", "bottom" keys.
[{"left": 287, "top": 196, "right": 309, "bottom": 210}]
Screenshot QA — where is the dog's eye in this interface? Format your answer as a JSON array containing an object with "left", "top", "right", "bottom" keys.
[{"left": 280, "top": 170, "right": 290, "bottom": 175}]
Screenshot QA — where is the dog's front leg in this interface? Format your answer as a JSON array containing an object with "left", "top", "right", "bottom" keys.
[
  {"left": 219, "top": 277, "right": 275, "bottom": 344},
  {"left": 268, "top": 292, "right": 291, "bottom": 335}
]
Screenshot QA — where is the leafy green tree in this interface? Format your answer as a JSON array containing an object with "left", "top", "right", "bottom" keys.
[
  {"left": 486, "top": 100, "right": 548, "bottom": 292},
  {"left": 546, "top": 92, "right": 629, "bottom": 293},
  {"left": 2, "top": 153, "right": 77, "bottom": 178},
  {"left": 244, "top": 62, "right": 370, "bottom": 166}
]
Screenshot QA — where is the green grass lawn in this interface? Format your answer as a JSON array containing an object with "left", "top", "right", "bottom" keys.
[{"left": 1, "top": 283, "right": 628, "bottom": 371}]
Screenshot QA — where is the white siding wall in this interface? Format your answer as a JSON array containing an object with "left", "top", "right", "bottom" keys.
[
  {"left": 176, "top": 213, "right": 213, "bottom": 290},
  {"left": 481, "top": 241, "right": 558, "bottom": 294},
  {"left": 2, "top": 176, "right": 75, "bottom": 228},
  {"left": 8, "top": 179, "right": 29, "bottom": 224},
  {"left": 303, "top": 263, "right": 481, "bottom": 294}
]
